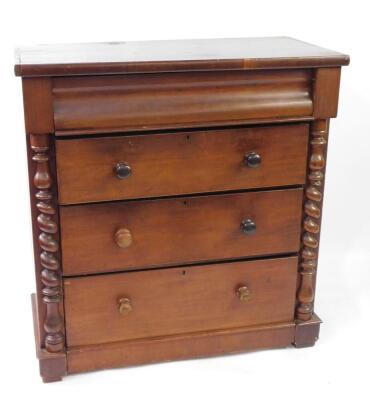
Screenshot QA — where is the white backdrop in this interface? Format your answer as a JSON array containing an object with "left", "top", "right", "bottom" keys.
[{"left": 0, "top": 1, "right": 369, "bottom": 398}]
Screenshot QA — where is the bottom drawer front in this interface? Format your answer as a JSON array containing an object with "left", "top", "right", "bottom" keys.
[{"left": 64, "top": 257, "right": 298, "bottom": 347}]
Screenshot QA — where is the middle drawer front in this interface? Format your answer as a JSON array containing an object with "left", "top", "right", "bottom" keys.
[
  {"left": 64, "top": 256, "right": 298, "bottom": 347},
  {"left": 56, "top": 123, "right": 308, "bottom": 204},
  {"left": 60, "top": 189, "right": 303, "bottom": 275}
]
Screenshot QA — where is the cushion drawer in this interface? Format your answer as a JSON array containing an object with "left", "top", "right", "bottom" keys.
[
  {"left": 53, "top": 69, "right": 313, "bottom": 134},
  {"left": 56, "top": 124, "right": 308, "bottom": 204},
  {"left": 64, "top": 256, "right": 298, "bottom": 347},
  {"left": 59, "top": 189, "right": 303, "bottom": 275}
]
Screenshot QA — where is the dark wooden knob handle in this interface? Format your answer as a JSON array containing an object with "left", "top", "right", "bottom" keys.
[
  {"left": 240, "top": 219, "right": 256, "bottom": 235},
  {"left": 236, "top": 286, "right": 250, "bottom": 302},
  {"left": 115, "top": 162, "right": 131, "bottom": 179},
  {"left": 115, "top": 228, "right": 133, "bottom": 248},
  {"left": 244, "top": 152, "right": 261, "bottom": 168},
  {"left": 117, "top": 297, "right": 132, "bottom": 315}
]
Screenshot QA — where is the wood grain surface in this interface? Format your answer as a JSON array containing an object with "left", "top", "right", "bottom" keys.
[
  {"left": 15, "top": 37, "right": 349, "bottom": 77},
  {"left": 56, "top": 124, "right": 309, "bottom": 204},
  {"left": 52, "top": 70, "right": 313, "bottom": 133},
  {"left": 64, "top": 257, "right": 298, "bottom": 346},
  {"left": 67, "top": 321, "right": 296, "bottom": 374},
  {"left": 59, "top": 189, "right": 303, "bottom": 275}
]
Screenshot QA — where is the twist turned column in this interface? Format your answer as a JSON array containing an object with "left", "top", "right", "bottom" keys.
[
  {"left": 30, "top": 134, "right": 64, "bottom": 353},
  {"left": 296, "top": 119, "right": 328, "bottom": 321}
]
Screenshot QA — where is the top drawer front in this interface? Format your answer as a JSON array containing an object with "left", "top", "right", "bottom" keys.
[
  {"left": 56, "top": 124, "right": 308, "bottom": 204},
  {"left": 53, "top": 70, "right": 313, "bottom": 134}
]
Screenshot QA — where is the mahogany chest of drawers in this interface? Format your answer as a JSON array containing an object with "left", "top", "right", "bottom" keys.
[{"left": 15, "top": 37, "right": 349, "bottom": 382}]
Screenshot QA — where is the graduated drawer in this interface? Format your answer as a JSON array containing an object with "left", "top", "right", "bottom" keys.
[
  {"left": 64, "top": 256, "right": 298, "bottom": 347},
  {"left": 59, "top": 189, "right": 303, "bottom": 275},
  {"left": 56, "top": 124, "right": 308, "bottom": 204}
]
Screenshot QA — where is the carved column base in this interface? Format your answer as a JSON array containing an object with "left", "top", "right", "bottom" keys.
[
  {"left": 293, "top": 313, "right": 322, "bottom": 348},
  {"left": 31, "top": 294, "right": 66, "bottom": 383}
]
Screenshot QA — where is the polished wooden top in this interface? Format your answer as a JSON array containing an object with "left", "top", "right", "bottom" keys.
[{"left": 14, "top": 37, "right": 349, "bottom": 77}]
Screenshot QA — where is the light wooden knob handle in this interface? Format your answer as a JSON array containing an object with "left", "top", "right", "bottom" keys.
[
  {"left": 115, "top": 228, "right": 132, "bottom": 248},
  {"left": 118, "top": 297, "right": 132, "bottom": 315},
  {"left": 236, "top": 285, "right": 250, "bottom": 302}
]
